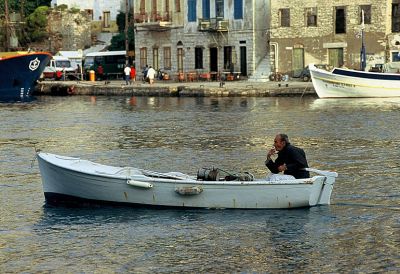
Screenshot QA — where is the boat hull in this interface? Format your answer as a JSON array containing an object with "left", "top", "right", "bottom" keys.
[
  {"left": 0, "top": 52, "right": 51, "bottom": 101},
  {"left": 37, "top": 152, "right": 336, "bottom": 209},
  {"left": 309, "top": 63, "right": 400, "bottom": 98}
]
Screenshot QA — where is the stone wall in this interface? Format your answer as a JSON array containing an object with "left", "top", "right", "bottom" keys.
[{"left": 47, "top": 10, "right": 92, "bottom": 52}]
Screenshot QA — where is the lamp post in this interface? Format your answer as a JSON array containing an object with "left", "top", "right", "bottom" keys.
[
  {"left": 132, "top": 0, "right": 135, "bottom": 65},
  {"left": 360, "top": 9, "right": 366, "bottom": 71},
  {"left": 125, "top": 0, "right": 129, "bottom": 65}
]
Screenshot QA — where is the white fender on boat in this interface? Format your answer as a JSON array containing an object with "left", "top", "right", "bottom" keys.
[
  {"left": 305, "top": 168, "right": 338, "bottom": 178},
  {"left": 175, "top": 186, "right": 203, "bottom": 195},
  {"left": 127, "top": 179, "right": 153, "bottom": 189}
]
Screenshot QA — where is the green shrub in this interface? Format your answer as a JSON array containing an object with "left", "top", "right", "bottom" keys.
[{"left": 26, "top": 6, "right": 50, "bottom": 41}]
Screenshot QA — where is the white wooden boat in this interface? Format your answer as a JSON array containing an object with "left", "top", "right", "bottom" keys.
[
  {"left": 37, "top": 152, "right": 338, "bottom": 209},
  {"left": 309, "top": 63, "right": 400, "bottom": 98}
]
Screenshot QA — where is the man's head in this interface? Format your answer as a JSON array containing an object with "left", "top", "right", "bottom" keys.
[{"left": 274, "top": 134, "right": 290, "bottom": 151}]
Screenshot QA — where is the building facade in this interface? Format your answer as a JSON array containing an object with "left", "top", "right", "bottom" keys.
[
  {"left": 133, "top": 0, "right": 269, "bottom": 79},
  {"left": 50, "top": 0, "right": 125, "bottom": 34},
  {"left": 270, "top": 0, "right": 400, "bottom": 77}
]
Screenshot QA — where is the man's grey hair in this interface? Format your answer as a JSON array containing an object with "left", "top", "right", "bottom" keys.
[{"left": 279, "top": 134, "right": 290, "bottom": 144}]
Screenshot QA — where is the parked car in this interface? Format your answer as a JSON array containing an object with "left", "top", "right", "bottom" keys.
[{"left": 42, "top": 56, "right": 76, "bottom": 80}]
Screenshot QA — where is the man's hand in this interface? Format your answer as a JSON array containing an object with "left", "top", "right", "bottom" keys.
[
  {"left": 267, "top": 148, "right": 276, "bottom": 160},
  {"left": 278, "top": 164, "right": 287, "bottom": 172}
]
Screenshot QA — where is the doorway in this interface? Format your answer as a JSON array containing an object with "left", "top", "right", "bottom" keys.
[
  {"left": 210, "top": 47, "right": 218, "bottom": 72},
  {"left": 240, "top": 46, "right": 247, "bottom": 76},
  {"left": 223, "top": 46, "right": 232, "bottom": 70},
  {"left": 177, "top": 48, "right": 184, "bottom": 72},
  {"left": 328, "top": 48, "right": 344, "bottom": 67},
  {"left": 292, "top": 48, "right": 304, "bottom": 78}
]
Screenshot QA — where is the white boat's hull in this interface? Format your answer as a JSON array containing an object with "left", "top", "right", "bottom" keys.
[
  {"left": 309, "top": 64, "right": 400, "bottom": 98},
  {"left": 37, "top": 152, "right": 337, "bottom": 209}
]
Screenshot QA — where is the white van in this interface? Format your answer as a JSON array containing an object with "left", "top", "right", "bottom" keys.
[{"left": 43, "top": 56, "right": 76, "bottom": 79}]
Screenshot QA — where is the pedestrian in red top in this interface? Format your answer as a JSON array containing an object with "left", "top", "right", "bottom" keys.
[
  {"left": 56, "top": 70, "right": 62, "bottom": 80},
  {"left": 130, "top": 66, "right": 136, "bottom": 84},
  {"left": 97, "top": 65, "right": 104, "bottom": 81}
]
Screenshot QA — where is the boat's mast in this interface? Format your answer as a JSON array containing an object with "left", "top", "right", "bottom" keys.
[
  {"left": 4, "top": 0, "right": 10, "bottom": 51},
  {"left": 360, "top": 9, "right": 366, "bottom": 71}
]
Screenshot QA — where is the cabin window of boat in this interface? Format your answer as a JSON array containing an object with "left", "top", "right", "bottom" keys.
[
  {"left": 279, "top": 8, "right": 290, "bottom": 27},
  {"left": 56, "top": 60, "right": 71, "bottom": 68},
  {"left": 335, "top": 7, "right": 346, "bottom": 34},
  {"left": 359, "top": 5, "right": 371, "bottom": 24}
]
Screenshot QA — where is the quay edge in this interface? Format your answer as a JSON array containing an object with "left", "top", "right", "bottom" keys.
[{"left": 34, "top": 80, "right": 316, "bottom": 97}]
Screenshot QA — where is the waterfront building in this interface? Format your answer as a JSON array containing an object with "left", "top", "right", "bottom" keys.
[
  {"left": 269, "top": 0, "right": 400, "bottom": 77},
  {"left": 133, "top": 0, "right": 270, "bottom": 81}
]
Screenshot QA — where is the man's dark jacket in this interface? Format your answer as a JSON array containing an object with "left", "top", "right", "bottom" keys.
[{"left": 265, "top": 144, "right": 310, "bottom": 179}]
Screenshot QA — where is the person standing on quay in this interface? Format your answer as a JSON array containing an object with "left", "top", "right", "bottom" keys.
[
  {"left": 146, "top": 66, "right": 156, "bottom": 85},
  {"left": 130, "top": 65, "right": 136, "bottom": 84},
  {"left": 142, "top": 65, "right": 149, "bottom": 83},
  {"left": 124, "top": 65, "right": 131, "bottom": 85},
  {"left": 97, "top": 65, "right": 104, "bottom": 81}
]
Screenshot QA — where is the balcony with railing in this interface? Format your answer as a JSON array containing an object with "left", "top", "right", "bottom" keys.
[
  {"left": 198, "top": 18, "right": 229, "bottom": 32},
  {"left": 134, "top": 11, "right": 174, "bottom": 31}
]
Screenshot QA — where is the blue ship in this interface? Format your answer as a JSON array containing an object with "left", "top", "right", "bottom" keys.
[{"left": 0, "top": 52, "right": 52, "bottom": 101}]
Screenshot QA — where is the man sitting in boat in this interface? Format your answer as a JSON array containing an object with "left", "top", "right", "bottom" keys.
[{"left": 266, "top": 134, "right": 310, "bottom": 179}]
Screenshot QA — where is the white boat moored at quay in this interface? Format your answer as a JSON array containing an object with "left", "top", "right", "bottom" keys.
[{"left": 309, "top": 63, "right": 400, "bottom": 98}]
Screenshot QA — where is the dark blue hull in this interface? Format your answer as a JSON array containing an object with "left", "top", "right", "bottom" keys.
[{"left": 0, "top": 52, "right": 52, "bottom": 101}]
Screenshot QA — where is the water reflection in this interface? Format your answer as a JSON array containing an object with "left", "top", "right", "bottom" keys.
[
  {"left": 310, "top": 98, "right": 400, "bottom": 111},
  {"left": 1, "top": 96, "right": 400, "bottom": 273}
]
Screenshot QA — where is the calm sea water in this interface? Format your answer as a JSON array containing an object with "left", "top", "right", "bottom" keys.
[{"left": 1, "top": 96, "right": 399, "bottom": 273}]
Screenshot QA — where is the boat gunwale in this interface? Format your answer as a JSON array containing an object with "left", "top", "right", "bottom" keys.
[
  {"left": 0, "top": 52, "right": 52, "bottom": 61},
  {"left": 37, "top": 152, "right": 320, "bottom": 186},
  {"left": 309, "top": 63, "right": 400, "bottom": 81}
]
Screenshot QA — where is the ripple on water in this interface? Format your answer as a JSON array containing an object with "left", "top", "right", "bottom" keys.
[{"left": 0, "top": 96, "right": 399, "bottom": 272}]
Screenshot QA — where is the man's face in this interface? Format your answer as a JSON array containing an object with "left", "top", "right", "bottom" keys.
[{"left": 274, "top": 135, "right": 286, "bottom": 151}]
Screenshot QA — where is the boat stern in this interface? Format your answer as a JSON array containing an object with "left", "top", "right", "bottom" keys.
[
  {"left": 306, "top": 168, "right": 338, "bottom": 206},
  {"left": 317, "top": 176, "right": 336, "bottom": 205}
]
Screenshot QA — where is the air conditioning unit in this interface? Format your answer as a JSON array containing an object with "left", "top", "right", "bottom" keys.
[
  {"left": 217, "top": 20, "right": 229, "bottom": 31},
  {"left": 199, "top": 21, "right": 210, "bottom": 31}
]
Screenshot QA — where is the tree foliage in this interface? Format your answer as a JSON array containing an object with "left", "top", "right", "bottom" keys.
[
  {"left": 109, "top": 12, "right": 135, "bottom": 51},
  {"left": 0, "top": 0, "right": 51, "bottom": 18},
  {"left": 26, "top": 6, "right": 50, "bottom": 41},
  {"left": 1, "top": 0, "right": 51, "bottom": 46}
]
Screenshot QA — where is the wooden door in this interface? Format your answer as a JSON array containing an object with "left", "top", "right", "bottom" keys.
[
  {"left": 292, "top": 48, "right": 304, "bottom": 78},
  {"left": 328, "top": 48, "right": 344, "bottom": 67}
]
